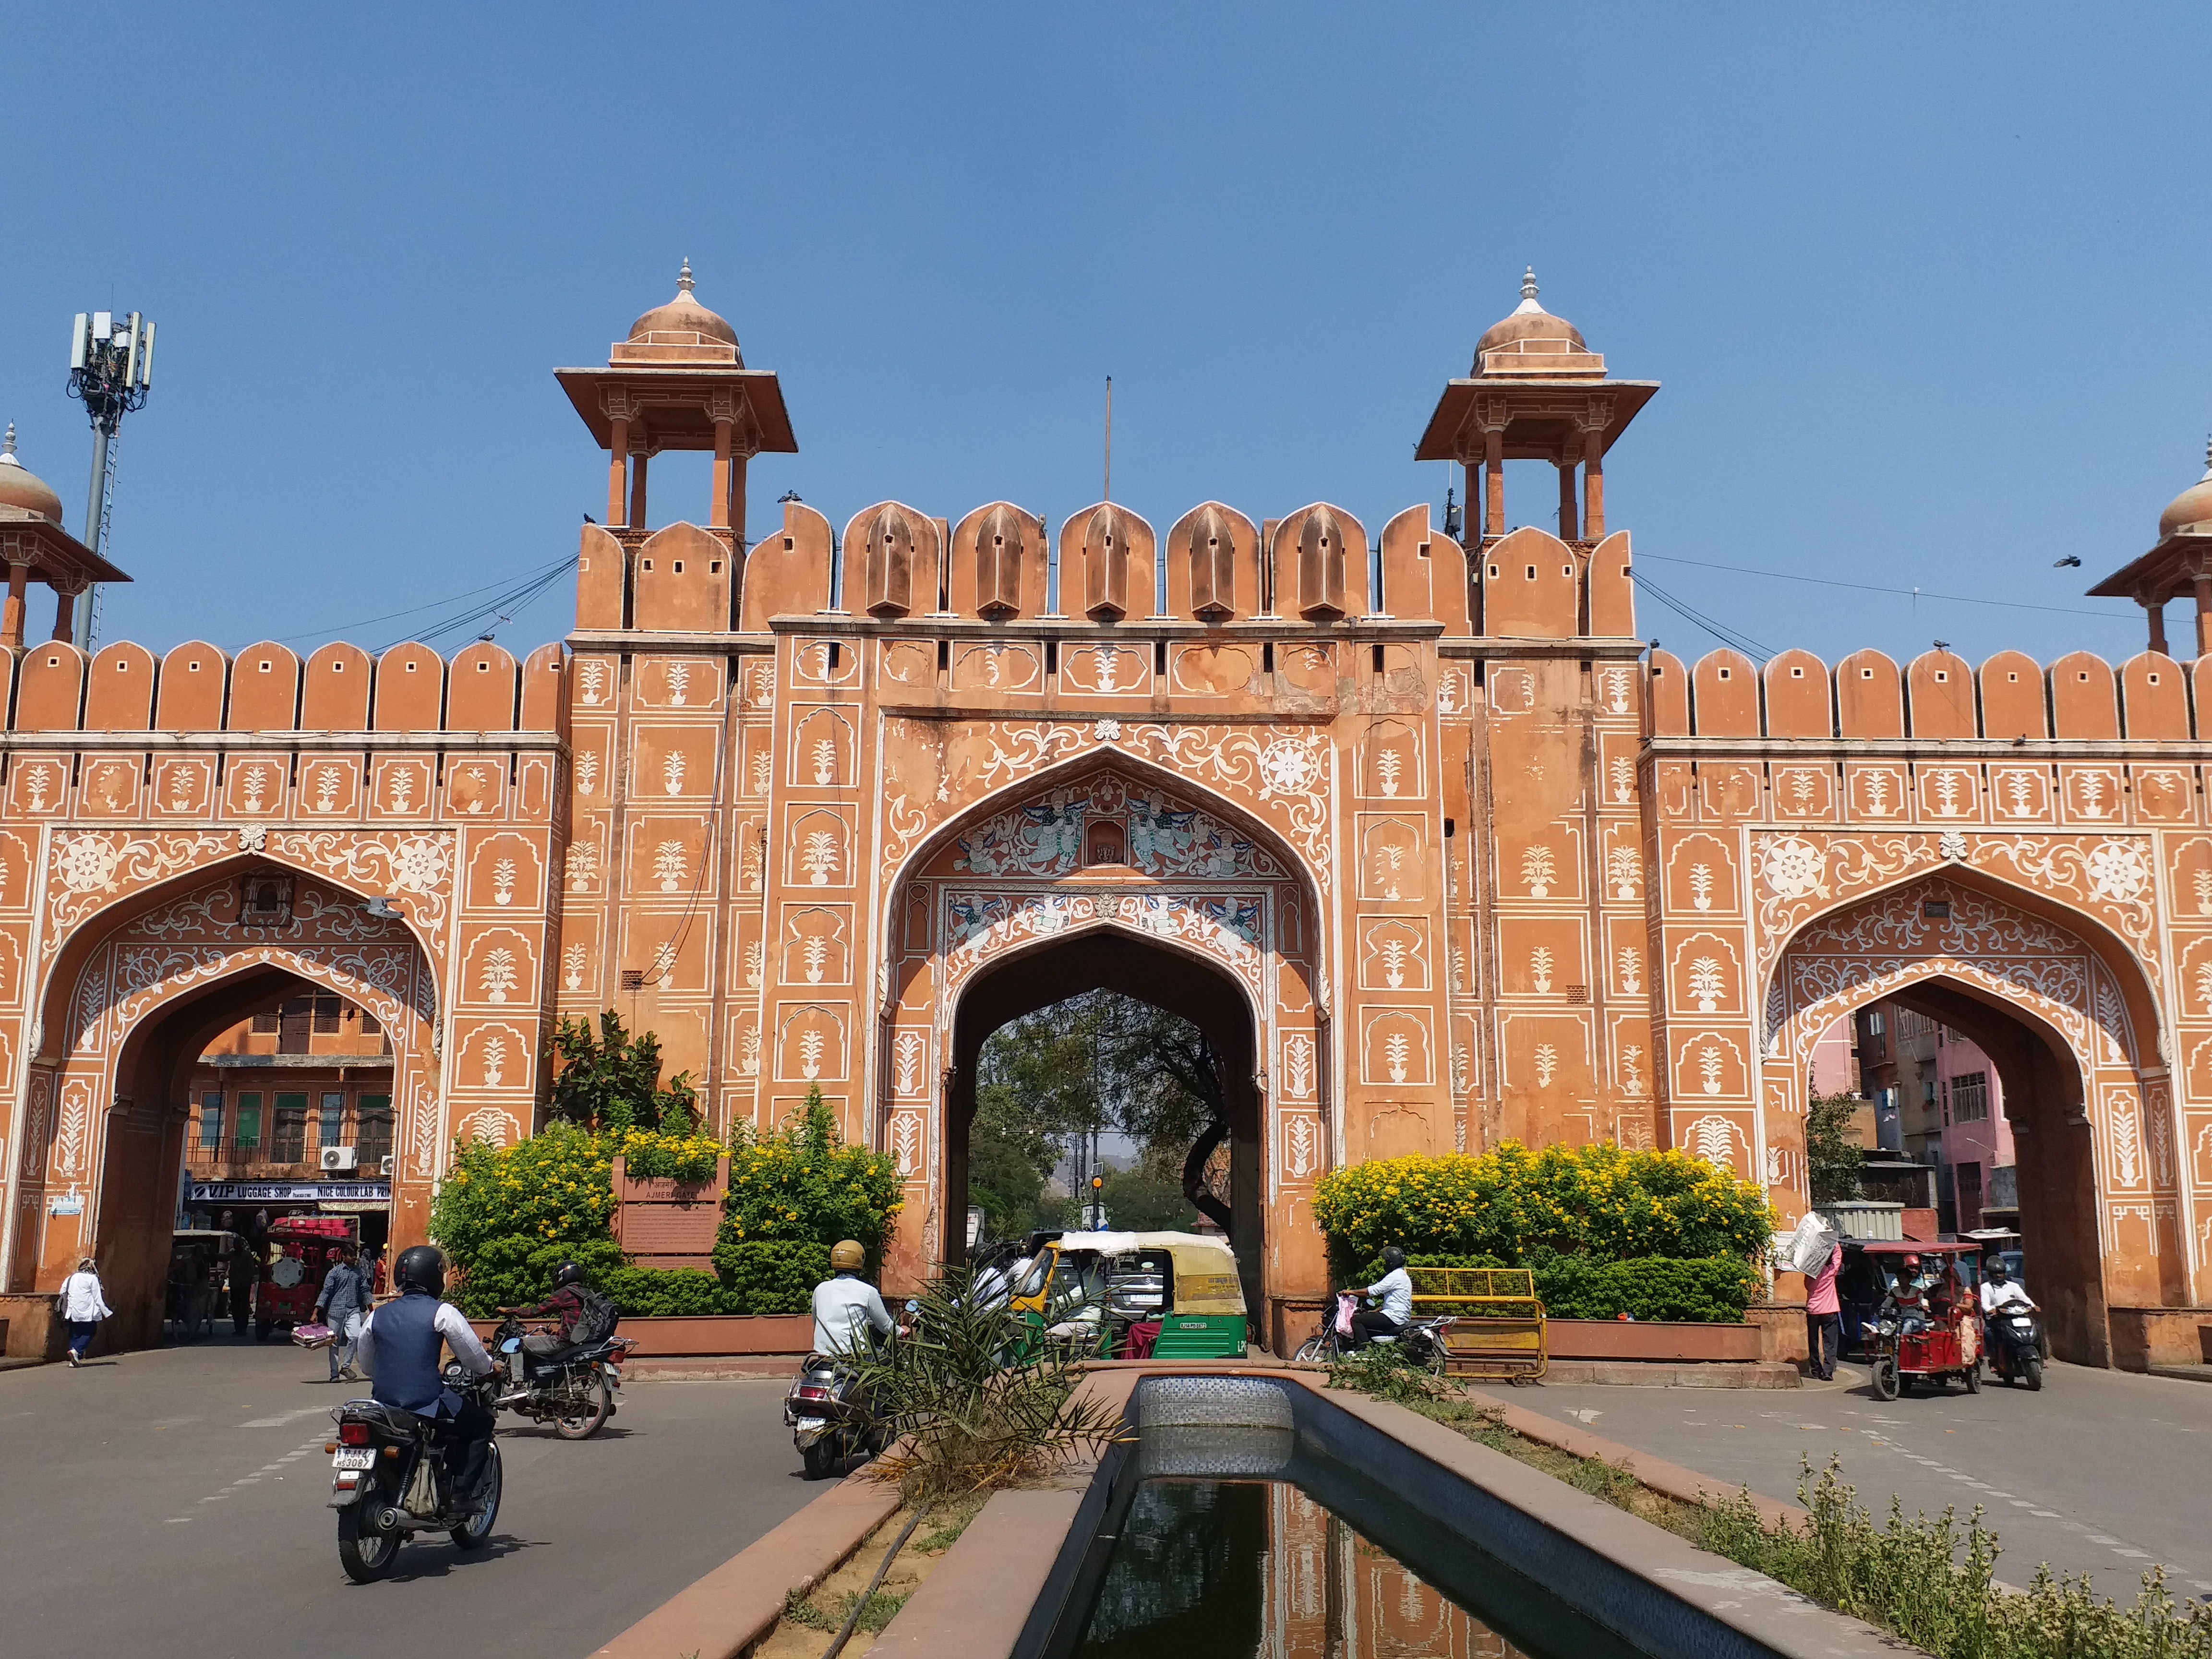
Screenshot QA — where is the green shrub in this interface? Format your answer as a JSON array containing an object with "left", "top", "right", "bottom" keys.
[
  {"left": 601, "top": 1265, "right": 732, "bottom": 1317},
  {"left": 448, "top": 1236, "right": 626, "bottom": 1318},
  {"left": 614, "top": 1126, "right": 724, "bottom": 1183},
  {"left": 1315, "top": 1142, "right": 1774, "bottom": 1279},
  {"left": 1353, "top": 1251, "right": 1760, "bottom": 1324},
  {"left": 726, "top": 1088, "right": 903, "bottom": 1259},
  {"left": 712, "top": 1236, "right": 830, "bottom": 1316}
]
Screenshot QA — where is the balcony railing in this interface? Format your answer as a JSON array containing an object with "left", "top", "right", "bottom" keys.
[{"left": 185, "top": 1146, "right": 392, "bottom": 1180}]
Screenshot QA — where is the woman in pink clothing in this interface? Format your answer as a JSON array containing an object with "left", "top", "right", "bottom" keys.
[{"left": 1805, "top": 1241, "right": 1843, "bottom": 1381}]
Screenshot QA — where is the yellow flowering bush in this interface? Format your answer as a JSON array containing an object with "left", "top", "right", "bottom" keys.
[
  {"left": 1313, "top": 1141, "right": 1776, "bottom": 1278},
  {"left": 432, "top": 1120, "right": 616, "bottom": 1266}
]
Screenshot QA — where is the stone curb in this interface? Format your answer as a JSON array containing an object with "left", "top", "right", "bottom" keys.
[
  {"left": 1466, "top": 1386, "right": 1810, "bottom": 1534},
  {"left": 587, "top": 1470, "right": 900, "bottom": 1659}
]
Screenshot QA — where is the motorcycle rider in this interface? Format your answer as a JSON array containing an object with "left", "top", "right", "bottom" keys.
[
  {"left": 498, "top": 1261, "right": 589, "bottom": 1376},
  {"left": 811, "top": 1239, "right": 894, "bottom": 1358},
  {"left": 1349, "top": 1246, "right": 1413, "bottom": 1350},
  {"left": 1979, "top": 1257, "right": 2035, "bottom": 1317},
  {"left": 355, "top": 1245, "right": 496, "bottom": 1511}
]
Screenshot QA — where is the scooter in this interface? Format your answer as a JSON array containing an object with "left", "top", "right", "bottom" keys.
[
  {"left": 1293, "top": 1289, "right": 1450, "bottom": 1373},
  {"left": 1985, "top": 1304, "right": 2044, "bottom": 1391}
]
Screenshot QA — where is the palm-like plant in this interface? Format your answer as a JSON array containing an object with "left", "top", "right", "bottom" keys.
[{"left": 844, "top": 1266, "right": 1127, "bottom": 1502}]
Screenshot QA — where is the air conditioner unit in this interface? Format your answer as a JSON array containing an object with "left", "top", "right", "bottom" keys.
[
  {"left": 378, "top": 1154, "right": 394, "bottom": 1178},
  {"left": 320, "top": 1145, "right": 358, "bottom": 1173}
]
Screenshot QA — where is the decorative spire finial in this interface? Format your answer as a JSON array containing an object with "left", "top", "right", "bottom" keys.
[
  {"left": 677, "top": 258, "right": 695, "bottom": 298},
  {"left": 1, "top": 422, "right": 14, "bottom": 459},
  {"left": 1521, "top": 265, "right": 1539, "bottom": 302},
  {"left": 2202, "top": 433, "right": 2212, "bottom": 478}
]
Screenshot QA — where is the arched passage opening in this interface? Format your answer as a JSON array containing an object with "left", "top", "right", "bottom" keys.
[
  {"left": 1768, "top": 870, "right": 2183, "bottom": 1368},
  {"left": 12, "top": 860, "right": 438, "bottom": 1347},
  {"left": 947, "top": 929, "right": 1264, "bottom": 1317}
]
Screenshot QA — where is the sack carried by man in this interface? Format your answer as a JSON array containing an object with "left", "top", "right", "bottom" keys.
[
  {"left": 1784, "top": 1211, "right": 1840, "bottom": 1275},
  {"left": 291, "top": 1322, "right": 334, "bottom": 1348}
]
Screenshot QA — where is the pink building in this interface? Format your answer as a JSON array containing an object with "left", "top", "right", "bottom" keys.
[
  {"left": 1936, "top": 1028, "right": 2016, "bottom": 1232},
  {"left": 1807, "top": 1020, "right": 1858, "bottom": 1098}
]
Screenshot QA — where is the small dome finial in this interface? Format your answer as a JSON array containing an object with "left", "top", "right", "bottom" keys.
[
  {"left": 677, "top": 258, "right": 695, "bottom": 297},
  {"left": 1521, "top": 265, "right": 1539, "bottom": 302},
  {"left": 1, "top": 422, "right": 14, "bottom": 459}
]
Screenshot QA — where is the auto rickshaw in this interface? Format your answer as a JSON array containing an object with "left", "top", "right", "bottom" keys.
[
  {"left": 256, "top": 1214, "right": 357, "bottom": 1341},
  {"left": 1007, "top": 1230, "right": 1247, "bottom": 1359},
  {"left": 1859, "top": 1240, "right": 1984, "bottom": 1400},
  {"left": 167, "top": 1230, "right": 236, "bottom": 1341}
]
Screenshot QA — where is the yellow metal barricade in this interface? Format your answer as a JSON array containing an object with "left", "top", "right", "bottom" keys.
[{"left": 1411, "top": 1267, "right": 1548, "bottom": 1382}]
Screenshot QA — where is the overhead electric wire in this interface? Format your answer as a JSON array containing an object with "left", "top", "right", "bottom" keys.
[
  {"left": 273, "top": 553, "right": 579, "bottom": 647},
  {"left": 398, "top": 557, "right": 578, "bottom": 653},
  {"left": 1627, "top": 570, "right": 1775, "bottom": 661},
  {"left": 1634, "top": 552, "right": 2126, "bottom": 620}
]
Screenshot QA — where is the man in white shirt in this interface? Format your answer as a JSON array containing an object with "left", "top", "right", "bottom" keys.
[
  {"left": 1350, "top": 1247, "right": 1413, "bottom": 1349},
  {"left": 1978, "top": 1259, "right": 2035, "bottom": 1316},
  {"left": 812, "top": 1238, "right": 895, "bottom": 1359}
]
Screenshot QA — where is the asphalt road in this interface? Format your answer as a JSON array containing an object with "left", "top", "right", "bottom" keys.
[
  {"left": 1477, "top": 1361, "right": 2212, "bottom": 1602},
  {"left": 0, "top": 1334, "right": 819, "bottom": 1658}
]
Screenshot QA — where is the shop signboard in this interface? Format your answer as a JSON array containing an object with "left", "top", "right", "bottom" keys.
[{"left": 187, "top": 1180, "right": 391, "bottom": 1206}]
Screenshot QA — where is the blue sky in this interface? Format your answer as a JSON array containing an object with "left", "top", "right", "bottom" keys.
[{"left": 1, "top": 6, "right": 2207, "bottom": 667}]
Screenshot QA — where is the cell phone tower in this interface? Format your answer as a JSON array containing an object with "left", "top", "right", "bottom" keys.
[{"left": 65, "top": 309, "right": 156, "bottom": 649}]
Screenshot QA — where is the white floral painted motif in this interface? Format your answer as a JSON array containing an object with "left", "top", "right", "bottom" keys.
[
  {"left": 391, "top": 836, "right": 448, "bottom": 893},
  {"left": 1093, "top": 717, "right": 1121, "bottom": 742},
  {"left": 575, "top": 754, "right": 601, "bottom": 796},
  {"left": 1521, "top": 844, "right": 1555, "bottom": 899},
  {"left": 1759, "top": 837, "right": 1826, "bottom": 901},
  {"left": 1530, "top": 946, "right": 1553, "bottom": 995},
  {"left": 653, "top": 842, "right": 687, "bottom": 893},
  {"left": 493, "top": 858, "right": 516, "bottom": 906},
  {"left": 480, "top": 948, "right": 517, "bottom": 1004},
  {"left": 1686, "top": 1115, "right": 1740, "bottom": 1168},
  {"left": 562, "top": 943, "right": 585, "bottom": 991},
  {"left": 1533, "top": 1044, "right": 1558, "bottom": 1088},
  {"left": 663, "top": 752, "right": 686, "bottom": 796},
  {"left": 1256, "top": 738, "right": 1320, "bottom": 797},
  {"left": 1286, "top": 1116, "right": 1316, "bottom": 1179},
  {"left": 2086, "top": 840, "right": 2148, "bottom": 904},
  {"left": 1938, "top": 830, "right": 1968, "bottom": 862},
  {"left": 55, "top": 833, "right": 122, "bottom": 894},
  {"left": 1689, "top": 957, "right": 1723, "bottom": 1013}
]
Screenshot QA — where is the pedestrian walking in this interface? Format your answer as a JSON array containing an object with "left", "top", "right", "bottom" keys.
[
  {"left": 1805, "top": 1238, "right": 1844, "bottom": 1382},
  {"left": 314, "top": 1243, "right": 368, "bottom": 1383},
  {"left": 56, "top": 1256, "right": 112, "bottom": 1366}
]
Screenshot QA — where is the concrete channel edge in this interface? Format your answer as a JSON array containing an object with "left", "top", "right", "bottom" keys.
[{"left": 587, "top": 1469, "right": 901, "bottom": 1659}]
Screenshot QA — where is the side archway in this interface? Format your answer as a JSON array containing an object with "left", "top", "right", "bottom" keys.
[
  {"left": 8, "top": 863, "right": 444, "bottom": 1317},
  {"left": 1764, "top": 870, "right": 2185, "bottom": 1365}
]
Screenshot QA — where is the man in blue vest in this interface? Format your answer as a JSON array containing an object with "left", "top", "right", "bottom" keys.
[{"left": 355, "top": 1245, "right": 497, "bottom": 1508}]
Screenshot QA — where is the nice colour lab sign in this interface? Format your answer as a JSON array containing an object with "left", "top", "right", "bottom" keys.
[{"left": 188, "top": 1181, "right": 391, "bottom": 1204}]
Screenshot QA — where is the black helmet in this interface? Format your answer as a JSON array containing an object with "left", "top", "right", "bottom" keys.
[
  {"left": 1985, "top": 1259, "right": 2009, "bottom": 1282},
  {"left": 1382, "top": 1246, "right": 1407, "bottom": 1271},
  {"left": 394, "top": 1245, "right": 445, "bottom": 1296},
  {"left": 551, "top": 1261, "right": 585, "bottom": 1290}
]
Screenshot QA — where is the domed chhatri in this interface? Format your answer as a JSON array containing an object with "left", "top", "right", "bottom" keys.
[
  {"left": 1471, "top": 267, "right": 1605, "bottom": 379},
  {"left": 618, "top": 258, "right": 741, "bottom": 364},
  {"left": 2158, "top": 438, "right": 2212, "bottom": 540},
  {"left": 0, "top": 423, "right": 66, "bottom": 524}
]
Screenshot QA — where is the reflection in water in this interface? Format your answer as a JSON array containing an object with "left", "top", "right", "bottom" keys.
[{"left": 1073, "top": 1479, "right": 1527, "bottom": 1659}]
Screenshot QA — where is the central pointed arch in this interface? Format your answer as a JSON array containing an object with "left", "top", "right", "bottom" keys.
[{"left": 876, "top": 748, "right": 1329, "bottom": 1317}]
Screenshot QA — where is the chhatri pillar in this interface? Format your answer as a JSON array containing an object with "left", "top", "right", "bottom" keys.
[
  {"left": 1417, "top": 268, "right": 1655, "bottom": 558},
  {"left": 556, "top": 259, "right": 795, "bottom": 556},
  {"left": 2087, "top": 440, "right": 2212, "bottom": 658}
]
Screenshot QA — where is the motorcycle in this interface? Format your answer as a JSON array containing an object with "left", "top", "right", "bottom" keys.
[
  {"left": 326, "top": 1366, "right": 503, "bottom": 1583},
  {"left": 490, "top": 1314, "right": 630, "bottom": 1440},
  {"left": 1294, "top": 1289, "right": 1451, "bottom": 1373},
  {"left": 1985, "top": 1304, "right": 2045, "bottom": 1391}
]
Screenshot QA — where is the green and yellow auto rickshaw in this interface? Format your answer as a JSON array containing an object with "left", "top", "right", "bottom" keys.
[{"left": 1007, "top": 1229, "right": 1247, "bottom": 1359}]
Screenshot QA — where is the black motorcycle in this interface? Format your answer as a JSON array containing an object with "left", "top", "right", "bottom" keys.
[
  {"left": 490, "top": 1315, "right": 628, "bottom": 1440},
  {"left": 327, "top": 1366, "right": 503, "bottom": 1583},
  {"left": 1985, "top": 1304, "right": 2045, "bottom": 1391},
  {"left": 784, "top": 1352, "right": 888, "bottom": 1479}
]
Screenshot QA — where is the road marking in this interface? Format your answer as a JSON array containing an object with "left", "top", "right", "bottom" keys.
[
  {"left": 2085, "top": 1535, "right": 2125, "bottom": 1545},
  {"left": 239, "top": 1406, "right": 328, "bottom": 1429},
  {"left": 2113, "top": 1549, "right": 2152, "bottom": 1559},
  {"left": 1565, "top": 1408, "right": 1602, "bottom": 1423}
]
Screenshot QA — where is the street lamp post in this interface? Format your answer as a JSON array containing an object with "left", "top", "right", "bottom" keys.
[{"left": 65, "top": 309, "right": 156, "bottom": 649}]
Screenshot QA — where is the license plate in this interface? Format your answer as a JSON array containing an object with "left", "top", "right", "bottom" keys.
[{"left": 332, "top": 1448, "right": 376, "bottom": 1470}]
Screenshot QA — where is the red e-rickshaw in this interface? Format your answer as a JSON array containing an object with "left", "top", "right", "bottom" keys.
[
  {"left": 1860, "top": 1240, "right": 1984, "bottom": 1400},
  {"left": 256, "top": 1214, "right": 358, "bottom": 1341}
]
